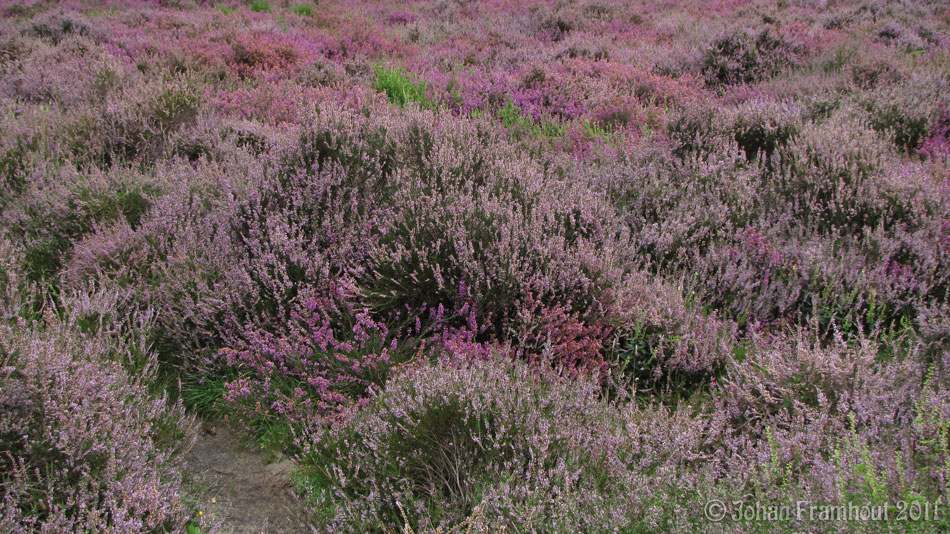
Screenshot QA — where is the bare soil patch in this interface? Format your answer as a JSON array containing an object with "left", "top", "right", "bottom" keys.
[{"left": 186, "top": 421, "right": 311, "bottom": 534}]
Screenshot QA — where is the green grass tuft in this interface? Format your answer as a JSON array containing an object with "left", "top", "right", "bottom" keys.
[
  {"left": 182, "top": 376, "right": 230, "bottom": 418},
  {"left": 373, "top": 66, "right": 431, "bottom": 108},
  {"left": 248, "top": 0, "right": 270, "bottom": 13},
  {"left": 291, "top": 4, "right": 315, "bottom": 16},
  {"left": 497, "top": 99, "right": 567, "bottom": 143}
]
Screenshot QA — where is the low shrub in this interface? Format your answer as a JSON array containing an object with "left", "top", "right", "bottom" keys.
[
  {"left": 701, "top": 29, "right": 798, "bottom": 87},
  {"left": 714, "top": 328, "right": 950, "bottom": 515},
  {"left": 28, "top": 10, "right": 91, "bottom": 44},
  {"left": 0, "top": 113, "right": 42, "bottom": 208},
  {"left": 3, "top": 163, "right": 155, "bottom": 284},
  {"left": 863, "top": 74, "right": 949, "bottom": 153},
  {"left": 63, "top": 75, "right": 201, "bottom": 167},
  {"left": 918, "top": 103, "right": 950, "bottom": 159},
  {"left": 664, "top": 101, "right": 732, "bottom": 159},
  {"left": 214, "top": 300, "right": 404, "bottom": 445},
  {"left": 301, "top": 328, "right": 950, "bottom": 533},
  {"left": 0, "top": 300, "right": 196, "bottom": 532},
  {"left": 65, "top": 105, "right": 624, "bottom": 374},
  {"left": 299, "top": 354, "right": 632, "bottom": 532},
  {"left": 606, "top": 273, "right": 737, "bottom": 392},
  {"left": 726, "top": 99, "right": 803, "bottom": 162}
]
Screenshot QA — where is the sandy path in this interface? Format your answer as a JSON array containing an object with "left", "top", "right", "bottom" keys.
[{"left": 186, "top": 421, "right": 312, "bottom": 534}]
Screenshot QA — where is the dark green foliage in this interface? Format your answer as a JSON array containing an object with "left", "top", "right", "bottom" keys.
[
  {"left": 16, "top": 180, "right": 154, "bottom": 282},
  {"left": 866, "top": 101, "right": 930, "bottom": 152},
  {"left": 0, "top": 138, "right": 36, "bottom": 207},
  {"left": 733, "top": 114, "right": 799, "bottom": 162},
  {"left": 702, "top": 30, "right": 796, "bottom": 87}
]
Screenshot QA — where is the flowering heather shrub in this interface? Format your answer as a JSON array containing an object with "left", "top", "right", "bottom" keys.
[
  {"left": 2, "top": 162, "right": 155, "bottom": 284},
  {"left": 0, "top": 25, "right": 30, "bottom": 63},
  {"left": 0, "top": 36, "right": 115, "bottom": 105},
  {"left": 663, "top": 99, "right": 737, "bottom": 159},
  {"left": 216, "top": 300, "right": 401, "bottom": 439},
  {"left": 863, "top": 72, "right": 950, "bottom": 152},
  {"left": 604, "top": 141, "right": 755, "bottom": 270},
  {"left": 61, "top": 157, "right": 259, "bottom": 354},
  {"left": 666, "top": 97, "right": 805, "bottom": 164},
  {"left": 0, "top": 108, "right": 44, "bottom": 208},
  {"left": 718, "top": 330, "right": 912, "bottom": 441},
  {"left": 66, "top": 104, "right": 624, "bottom": 367},
  {"left": 610, "top": 101, "right": 950, "bottom": 341},
  {"left": 0, "top": 238, "right": 33, "bottom": 323},
  {"left": 61, "top": 75, "right": 202, "bottom": 167},
  {"left": 302, "top": 336, "right": 950, "bottom": 533},
  {"left": 63, "top": 115, "right": 386, "bottom": 353},
  {"left": 27, "top": 10, "right": 91, "bottom": 44},
  {"left": 211, "top": 80, "right": 313, "bottom": 124},
  {"left": 701, "top": 29, "right": 799, "bottom": 87},
  {"left": 510, "top": 295, "right": 608, "bottom": 376},
  {"left": 345, "top": 108, "right": 624, "bottom": 337},
  {"left": 0, "top": 302, "right": 196, "bottom": 532},
  {"left": 768, "top": 111, "right": 901, "bottom": 231},
  {"left": 300, "top": 354, "right": 635, "bottom": 532},
  {"left": 714, "top": 329, "right": 950, "bottom": 514},
  {"left": 726, "top": 99, "right": 804, "bottom": 162},
  {"left": 606, "top": 273, "right": 737, "bottom": 386},
  {"left": 919, "top": 103, "right": 950, "bottom": 159},
  {"left": 294, "top": 56, "right": 346, "bottom": 88},
  {"left": 228, "top": 33, "right": 290, "bottom": 68}
]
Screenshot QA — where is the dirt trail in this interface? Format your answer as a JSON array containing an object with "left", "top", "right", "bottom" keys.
[{"left": 186, "top": 421, "right": 311, "bottom": 534}]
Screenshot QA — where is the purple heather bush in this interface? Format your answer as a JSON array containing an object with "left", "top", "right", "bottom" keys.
[
  {"left": 700, "top": 29, "right": 801, "bottom": 88},
  {"left": 0, "top": 238, "right": 33, "bottom": 323},
  {"left": 862, "top": 72, "right": 949, "bottom": 152},
  {"left": 300, "top": 353, "right": 650, "bottom": 532},
  {"left": 0, "top": 288, "right": 197, "bottom": 532},
  {"left": 215, "top": 299, "right": 400, "bottom": 438},
  {"left": 606, "top": 272, "right": 737, "bottom": 386},
  {"left": 301, "top": 334, "right": 950, "bottom": 533},
  {"left": 341, "top": 107, "right": 624, "bottom": 335},
  {"left": 1, "top": 160, "right": 156, "bottom": 285},
  {"left": 26, "top": 10, "right": 92, "bottom": 44},
  {"left": 64, "top": 103, "right": 626, "bottom": 360},
  {"left": 65, "top": 74, "right": 203, "bottom": 167},
  {"left": 715, "top": 328, "right": 950, "bottom": 511},
  {"left": 61, "top": 155, "right": 265, "bottom": 354},
  {"left": 919, "top": 103, "right": 950, "bottom": 159},
  {"left": 608, "top": 101, "right": 950, "bottom": 340}
]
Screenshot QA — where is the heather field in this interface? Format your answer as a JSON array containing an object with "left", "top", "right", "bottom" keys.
[{"left": 1, "top": 0, "right": 949, "bottom": 532}]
